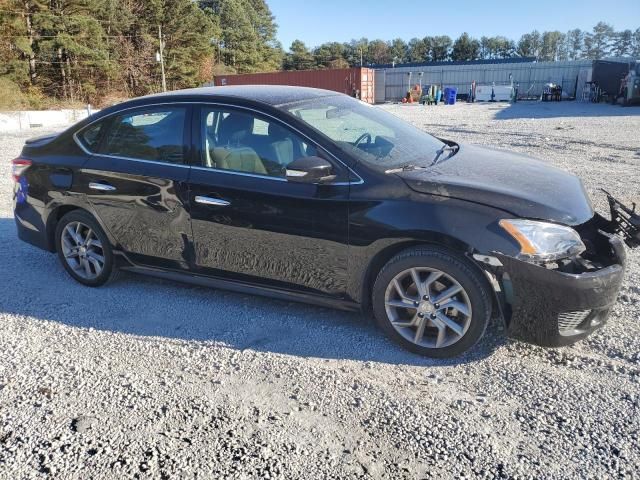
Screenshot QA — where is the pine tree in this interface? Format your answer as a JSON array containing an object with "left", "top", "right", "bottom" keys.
[
  {"left": 388, "top": 38, "right": 408, "bottom": 64},
  {"left": 564, "top": 29, "right": 583, "bottom": 60},
  {"left": 407, "top": 38, "right": 428, "bottom": 62},
  {"left": 612, "top": 29, "right": 633, "bottom": 57},
  {"left": 0, "top": 0, "right": 48, "bottom": 87},
  {"left": 540, "top": 31, "right": 565, "bottom": 61},
  {"left": 156, "top": 0, "right": 216, "bottom": 89},
  {"left": 517, "top": 31, "right": 542, "bottom": 58},
  {"left": 284, "top": 40, "right": 314, "bottom": 70},
  {"left": 340, "top": 38, "right": 366, "bottom": 66},
  {"left": 97, "top": 0, "right": 156, "bottom": 97},
  {"left": 586, "top": 22, "right": 615, "bottom": 59},
  {"left": 313, "top": 42, "right": 348, "bottom": 69},
  {"left": 430, "top": 36, "right": 452, "bottom": 61},
  {"left": 495, "top": 37, "right": 516, "bottom": 58},
  {"left": 34, "top": 0, "right": 110, "bottom": 101},
  {"left": 451, "top": 33, "right": 479, "bottom": 61},
  {"left": 367, "top": 39, "right": 391, "bottom": 64},
  {"left": 243, "top": 0, "right": 282, "bottom": 71},
  {"left": 479, "top": 36, "right": 489, "bottom": 59}
]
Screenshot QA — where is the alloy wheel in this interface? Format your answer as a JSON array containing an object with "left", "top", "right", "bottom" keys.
[
  {"left": 60, "top": 221, "right": 105, "bottom": 280},
  {"left": 384, "top": 267, "right": 472, "bottom": 349}
]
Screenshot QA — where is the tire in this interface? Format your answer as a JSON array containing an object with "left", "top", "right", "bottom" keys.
[
  {"left": 55, "top": 210, "right": 119, "bottom": 287},
  {"left": 372, "top": 246, "right": 491, "bottom": 358}
]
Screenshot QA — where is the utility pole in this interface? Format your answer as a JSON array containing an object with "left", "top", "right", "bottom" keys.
[
  {"left": 359, "top": 47, "right": 363, "bottom": 67},
  {"left": 158, "top": 25, "right": 167, "bottom": 92}
]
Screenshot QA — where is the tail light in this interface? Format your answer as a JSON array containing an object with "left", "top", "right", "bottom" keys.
[{"left": 11, "top": 158, "right": 32, "bottom": 182}]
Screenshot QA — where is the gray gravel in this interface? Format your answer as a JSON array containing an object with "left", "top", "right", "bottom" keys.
[{"left": 1, "top": 101, "right": 639, "bottom": 479}]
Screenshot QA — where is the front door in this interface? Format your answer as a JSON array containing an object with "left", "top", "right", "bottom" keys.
[
  {"left": 188, "top": 105, "right": 350, "bottom": 297},
  {"left": 78, "top": 105, "right": 193, "bottom": 270}
]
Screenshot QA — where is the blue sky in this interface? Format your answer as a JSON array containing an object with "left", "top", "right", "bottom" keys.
[{"left": 269, "top": 0, "right": 640, "bottom": 50}]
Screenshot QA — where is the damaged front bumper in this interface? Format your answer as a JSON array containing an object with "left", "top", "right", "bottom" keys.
[
  {"left": 495, "top": 230, "right": 626, "bottom": 347},
  {"left": 483, "top": 191, "right": 638, "bottom": 348}
]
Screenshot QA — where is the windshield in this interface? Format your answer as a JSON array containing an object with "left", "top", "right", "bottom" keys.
[{"left": 283, "top": 96, "right": 447, "bottom": 170}]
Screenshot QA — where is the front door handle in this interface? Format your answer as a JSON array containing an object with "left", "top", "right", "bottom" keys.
[
  {"left": 89, "top": 182, "right": 116, "bottom": 192},
  {"left": 194, "top": 195, "right": 230, "bottom": 207}
]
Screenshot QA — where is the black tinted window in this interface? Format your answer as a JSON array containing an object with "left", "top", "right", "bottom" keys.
[
  {"left": 102, "top": 108, "right": 186, "bottom": 164},
  {"left": 77, "top": 121, "right": 105, "bottom": 152}
]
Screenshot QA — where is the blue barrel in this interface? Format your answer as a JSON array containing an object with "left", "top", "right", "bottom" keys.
[{"left": 445, "top": 87, "right": 457, "bottom": 105}]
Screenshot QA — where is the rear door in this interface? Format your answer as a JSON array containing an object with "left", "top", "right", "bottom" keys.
[
  {"left": 76, "top": 104, "right": 193, "bottom": 270},
  {"left": 187, "top": 104, "right": 351, "bottom": 298}
]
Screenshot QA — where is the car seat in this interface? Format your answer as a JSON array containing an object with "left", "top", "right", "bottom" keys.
[
  {"left": 212, "top": 113, "right": 268, "bottom": 175},
  {"left": 212, "top": 147, "right": 267, "bottom": 175},
  {"left": 266, "top": 122, "right": 294, "bottom": 168}
]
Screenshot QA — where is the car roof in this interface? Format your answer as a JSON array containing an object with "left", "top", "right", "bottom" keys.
[
  {"left": 67, "top": 85, "right": 347, "bottom": 146},
  {"left": 140, "top": 85, "right": 341, "bottom": 107}
]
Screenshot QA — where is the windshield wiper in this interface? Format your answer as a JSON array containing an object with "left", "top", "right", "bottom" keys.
[
  {"left": 431, "top": 144, "right": 458, "bottom": 166},
  {"left": 384, "top": 144, "right": 459, "bottom": 174},
  {"left": 384, "top": 164, "right": 429, "bottom": 174}
]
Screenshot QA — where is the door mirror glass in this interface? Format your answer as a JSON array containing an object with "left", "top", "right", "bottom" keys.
[{"left": 286, "top": 156, "right": 336, "bottom": 184}]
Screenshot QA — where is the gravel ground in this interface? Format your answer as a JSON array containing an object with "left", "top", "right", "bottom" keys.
[{"left": 1, "top": 101, "right": 639, "bottom": 479}]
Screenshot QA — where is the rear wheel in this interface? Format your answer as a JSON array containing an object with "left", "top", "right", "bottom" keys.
[
  {"left": 55, "top": 210, "right": 118, "bottom": 287},
  {"left": 372, "top": 247, "right": 491, "bottom": 358}
]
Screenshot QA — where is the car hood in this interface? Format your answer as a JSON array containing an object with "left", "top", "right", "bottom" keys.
[{"left": 399, "top": 144, "right": 594, "bottom": 226}]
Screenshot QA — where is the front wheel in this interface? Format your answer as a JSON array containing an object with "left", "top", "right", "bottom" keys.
[
  {"left": 372, "top": 247, "right": 491, "bottom": 358},
  {"left": 55, "top": 210, "right": 119, "bottom": 287}
]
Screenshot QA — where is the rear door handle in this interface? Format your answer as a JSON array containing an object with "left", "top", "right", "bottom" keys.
[
  {"left": 194, "top": 196, "right": 230, "bottom": 207},
  {"left": 89, "top": 182, "right": 116, "bottom": 192}
]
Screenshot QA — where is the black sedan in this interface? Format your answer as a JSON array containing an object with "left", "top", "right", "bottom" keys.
[{"left": 11, "top": 86, "right": 639, "bottom": 357}]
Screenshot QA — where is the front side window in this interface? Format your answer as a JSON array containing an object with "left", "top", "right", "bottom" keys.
[
  {"left": 102, "top": 107, "right": 186, "bottom": 164},
  {"left": 283, "top": 95, "right": 447, "bottom": 171},
  {"left": 200, "top": 107, "right": 317, "bottom": 178}
]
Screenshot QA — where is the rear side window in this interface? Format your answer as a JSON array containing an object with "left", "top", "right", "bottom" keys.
[
  {"left": 101, "top": 107, "right": 187, "bottom": 164},
  {"left": 77, "top": 121, "right": 105, "bottom": 152}
]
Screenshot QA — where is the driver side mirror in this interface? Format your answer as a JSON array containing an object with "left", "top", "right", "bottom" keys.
[{"left": 286, "top": 156, "right": 336, "bottom": 184}]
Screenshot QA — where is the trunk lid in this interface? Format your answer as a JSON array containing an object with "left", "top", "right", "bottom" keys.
[{"left": 24, "top": 132, "right": 59, "bottom": 146}]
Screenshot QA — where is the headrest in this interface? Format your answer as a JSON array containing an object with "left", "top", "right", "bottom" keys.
[
  {"left": 267, "top": 122, "right": 290, "bottom": 141},
  {"left": 219, "top": 113, "right": 254, "bottom": 145}
]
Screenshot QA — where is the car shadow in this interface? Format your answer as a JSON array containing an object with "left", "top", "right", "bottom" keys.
[
  {"left": 491, "top": 100, "right": 640, "bottom": 120},
  {"left": 0, "top": 218, "right": 505, "bottom": 366}
]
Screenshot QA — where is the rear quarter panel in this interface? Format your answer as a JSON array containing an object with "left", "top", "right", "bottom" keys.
[{"left": 15, "top": 133, "right": 115, "bottom": 251}]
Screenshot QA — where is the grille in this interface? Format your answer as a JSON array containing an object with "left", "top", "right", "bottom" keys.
[{"left": 558, "top": 310, "right": 591, "bottom": 333}]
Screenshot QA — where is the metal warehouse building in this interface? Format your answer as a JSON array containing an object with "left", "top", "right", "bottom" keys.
[{"left": 373, "top": 58, "right": 593, "bottom": 102}]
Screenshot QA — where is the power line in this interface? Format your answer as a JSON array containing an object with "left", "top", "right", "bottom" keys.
[
  {"left": 0, "top": 34, "right": 149, "bottom": 39},
  {"left": 0, "top": 8, "right": 122, "bottom": 25}
]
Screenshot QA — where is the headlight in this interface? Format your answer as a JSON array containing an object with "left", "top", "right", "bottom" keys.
[{"left": 499, "top": 219, "right": 586, "bottom": 263}]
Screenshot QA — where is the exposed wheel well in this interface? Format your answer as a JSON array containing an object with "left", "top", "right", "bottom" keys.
[{"left": 45, "top": 205, "right": 84, "bottom": 251}]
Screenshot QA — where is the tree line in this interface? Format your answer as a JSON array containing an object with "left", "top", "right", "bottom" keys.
[
  {"left": 0, "top": 0, "right": 283, "bottom": 106},
  {"left": 0, "top": 2, "right": 638, "bottom": 107},
  {"left": 284, "top": 23, "right": 640, "bottom": 70}
]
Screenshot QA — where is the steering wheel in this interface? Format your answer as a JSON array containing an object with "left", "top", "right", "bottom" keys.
[{"left": 353, "top": 132, "right": 372, "bottom": 148}]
